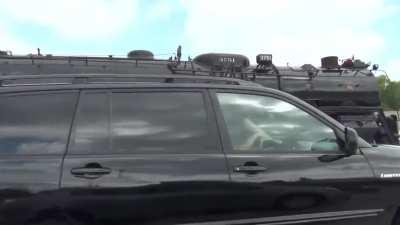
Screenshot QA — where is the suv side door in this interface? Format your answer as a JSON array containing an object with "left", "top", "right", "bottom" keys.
[
  {"left": 210, "top": 89, "right": 384, "bottom": 225},
  {"left": 0, "top": 91, "right": 78, "bottom": 222},
  {"left": 60, "top": 88, "right": 230, "bottom": 223}
]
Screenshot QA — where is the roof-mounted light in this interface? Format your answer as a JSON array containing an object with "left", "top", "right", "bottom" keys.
[{"left": 256, "top": 54, "right": 272, "bottom": 66}]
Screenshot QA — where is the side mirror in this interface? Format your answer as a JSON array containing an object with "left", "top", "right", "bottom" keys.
[{"left": 344, "top": 127, "right": 359, "bottom": 155}]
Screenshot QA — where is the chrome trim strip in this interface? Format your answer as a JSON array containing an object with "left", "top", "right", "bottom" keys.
[{"left": 178, "top": 209, "right": 384, "bottom": 225}]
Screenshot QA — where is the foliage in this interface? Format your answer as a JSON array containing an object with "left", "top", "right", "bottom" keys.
[{"left": 378, "top": 75, "right": 400, "bottom": 117}]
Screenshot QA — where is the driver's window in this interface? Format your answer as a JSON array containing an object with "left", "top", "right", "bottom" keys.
[{"left": 216, "top": 93, "right": 340, "bottom": 152}]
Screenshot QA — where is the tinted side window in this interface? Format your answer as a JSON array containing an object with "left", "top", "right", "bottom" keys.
[
  {"left": 112, "top": 92, "right": 214, "bottom": 154},
  {"left": 216, "top": 93, "right": 340, "bottom": 153},
  {"left": 72, "top": 91, "right": 215, "bottom": 154},
  {"left": 0, "top": 92, "right": 77, "bottom": 155},
  {"left": 71, "top": 92, "right": 109, "bottom": 154}
]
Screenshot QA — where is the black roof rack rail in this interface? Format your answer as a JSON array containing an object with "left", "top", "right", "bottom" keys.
[
  {"left": 0, "top": 74, "right": 260, "bottom": 87},
  {"left": 0, "top": 54, "right": 170, "bottom": 62}
]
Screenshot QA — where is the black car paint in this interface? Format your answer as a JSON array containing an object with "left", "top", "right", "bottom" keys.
[{"left": 0, "top": 83, "right": 399, "bottom": 225}]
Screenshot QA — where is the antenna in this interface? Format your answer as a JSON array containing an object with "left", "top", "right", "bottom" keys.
[{"left": 177, "top": 45, "right": 182, "bottom": 64}]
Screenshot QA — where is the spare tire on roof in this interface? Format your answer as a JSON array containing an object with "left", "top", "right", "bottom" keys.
[
  {"left": 127, "top": 50, "right": 154, "bottom": 60},
  {"left": 321, "top": 56, "right": 339, "bottom": 69},
  {"left": 193, "top": 53, "right": 250, "bottom": 69}
]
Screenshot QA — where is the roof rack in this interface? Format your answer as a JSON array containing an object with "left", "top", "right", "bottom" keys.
[
  {"left": 1, "top": 53, "right": 374, "bottom": 79},
  {"left": 0, "top": 74, "right": 261, "bottom": 87},
  {"left": 168, "top": 62, "right": 372, "bottom": 79}
]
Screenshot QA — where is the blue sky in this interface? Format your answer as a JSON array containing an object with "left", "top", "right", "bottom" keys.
[{"left": 1, "top": 0, "right": 400, "bottom": 80}]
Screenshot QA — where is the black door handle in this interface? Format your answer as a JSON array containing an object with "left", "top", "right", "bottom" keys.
[
  {"left": 234, "top": 161, "right": 267, "bottom": 174},
  {"left": 71, "top": 163, "right": 111, "bottom": 179}
]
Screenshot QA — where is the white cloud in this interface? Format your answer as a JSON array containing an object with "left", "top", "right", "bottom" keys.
[
  {"left": 385, "top": 59, "right": 400, "bottom": 81},
  {"left": 181, "top": 0, "right": 389, "bottom": 67},
  {"left": 0, "top": 0, "right": 138, "bottom": 40}
]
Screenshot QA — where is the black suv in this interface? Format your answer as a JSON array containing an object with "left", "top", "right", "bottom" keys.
[{"left": 1, "top": 74, "right": 400, "bottom": 225}]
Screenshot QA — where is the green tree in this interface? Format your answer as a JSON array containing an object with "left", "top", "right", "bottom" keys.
[
  {"left": 384, "top": 81, "right": 400, "bottom": 117},
  {"left": 378, "top": 75, "right": 400, "bottom": 117},
  {"left": 377, "top": 75, "right": 388, "bottom": 108},
  {"left": 377, "top": 75, "right": 387, "bottom": 91}
]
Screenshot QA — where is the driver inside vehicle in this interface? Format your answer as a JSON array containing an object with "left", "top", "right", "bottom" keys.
[{"left": 217, "top": 93, "right": 340, "bottom": 153}]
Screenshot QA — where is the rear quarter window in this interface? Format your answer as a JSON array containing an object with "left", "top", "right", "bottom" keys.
[
  {"left": 71, "top": 91, "right": 217, "bottom": 154},
  {"left": 0, "top": 92, "right": 78, "bottom": 155}
]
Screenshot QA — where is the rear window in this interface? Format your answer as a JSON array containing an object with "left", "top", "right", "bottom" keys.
[
  {"left": 71, "top": 91, "right": 216, "bottom": 154},
  {"left": 0, "top": 92, "right": 77, "bottom": 155}
]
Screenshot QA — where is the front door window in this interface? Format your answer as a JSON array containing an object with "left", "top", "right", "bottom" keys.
[{"left": 216, "top": 93, "right": 340, "bottom": 153}]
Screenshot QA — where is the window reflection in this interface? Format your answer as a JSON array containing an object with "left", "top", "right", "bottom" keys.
[
  {"left": 217, "top": 93, "right": 339, "bottom": 152},
  {"left": 72, "top": 92, "right": 215, "bottom": 154},
  {"left": 111, "top": 92, "right": 213, "bottom": 154},
  {"left": 71, "top": 93, "right": 109, "bottom": 154},
  {"left": 0, "top": 93, "right": 77, "bottom": 155}
]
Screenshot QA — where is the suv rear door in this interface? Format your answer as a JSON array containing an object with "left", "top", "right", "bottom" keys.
[
  {"left": 210, "top": 89, "right": 384, "bottom": 225},
  {"left": 0, "top": 91, "right": 78, "bottom": 202},
  {"left": 60, "top": 88, "right": 229, "bottom": 223}
]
